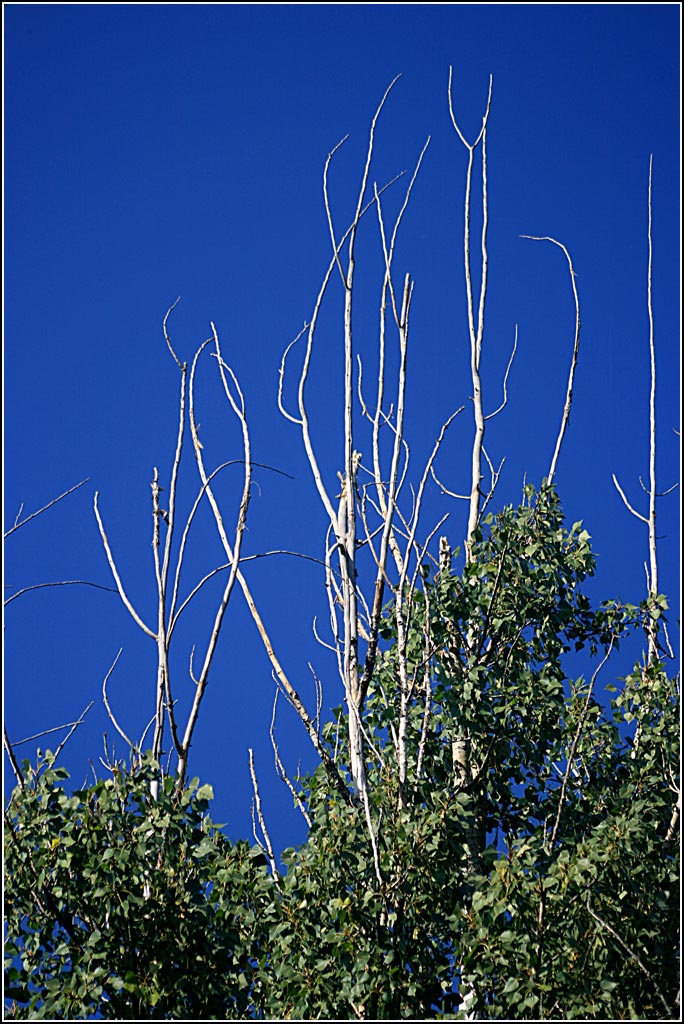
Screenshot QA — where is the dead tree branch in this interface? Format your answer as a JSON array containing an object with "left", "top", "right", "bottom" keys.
[
  {"left": 5, "top": 478, "right": 90, "bottom": 539},
  {"left": 520, "top": 235, "right": 581, "bottom": 485},
  {"left": 248, "top": 747, "right": 280, "bottom": 882},
  {"left": 448, "top": 68, "right": 493, "bottom": 558},
  {"left": 101, "top": 649, "right": 133, "bottom": 749},
  {"left": 3, "top": 727, "right": 25, "bottom": 789},
  {"left": 4, "top": 579, "right": 117, "bottom": 607}
]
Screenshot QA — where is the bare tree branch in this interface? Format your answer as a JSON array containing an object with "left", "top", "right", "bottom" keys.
[
  {"left": 520, "top": 235, "right": 581, "bottom": 484},
  {"left": 645, "top": 155, "right": 658, "bottom": 606},
  {"left": 9, "top": 703, "right": 95, "bottom": 753},
  {"left": 4, "top": 579, "right": 117, "bottom": 607},
  {"left": 53, "top": 701, "right": 95, "bottom": 761},
  {"left": 176, "top": 329, "right": 252, "bottom": 783},
  {"left": 248, "top": 747, "right": 280, "bottom": 882},
  {"left": 93, "top": 491, "right": 157, "bottom": 639},
  {"left": 101, "top": 649, "right": 133, "bottom": 748},
  {"left": 162, "top": 296, "right": 184, "bottom": 369},
  {"left": 485, "top": 324, "right": 518, "bottom": 421},
  {"left": 4, "top": 478, "right": 90, "bottom": 539},
  {"left": 270, "top": 690, "right": 312, "bottom": 829},
  {"left": 3, "top": 727, "right": 25, "bottom": 789},
  {"left": 449, "top": 68, "right": 493, "bottom": 558},
  {"left": 611, "top": 473, "right": 650, "bottom": 524}
]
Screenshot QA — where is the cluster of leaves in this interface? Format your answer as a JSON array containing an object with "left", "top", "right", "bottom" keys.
[
  {"left": 4, "top": 753, "right": 272, "bottom": 1019},
  {"left": 4, "top": 485, "right": 679, "bottom": 1019},
  {"left": 277, "top": 484, "right": 679, "bottom": 1019}
]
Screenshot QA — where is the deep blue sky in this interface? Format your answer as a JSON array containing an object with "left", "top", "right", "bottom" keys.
[{"left": 4, "top": 4, "right": 680, "bottom": 857}]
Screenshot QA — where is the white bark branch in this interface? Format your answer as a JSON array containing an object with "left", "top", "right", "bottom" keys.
[
  {"left": 449, "top": 69, "right": 493, "bottom": 558},
  {"left": 5, "top": 478, "right": 90, "bottom": 539},
  {"left": 248, "top": 747, "right": 280, "bottom": 882},
  {"left": 93, "top": 491, "right": 156, "bottom": 639},
  {"left": 101, "top": 648, "right": 133, "bottom": 748},
  {"left": 520, "top": 235, "right": 581, "bottom": 485}
]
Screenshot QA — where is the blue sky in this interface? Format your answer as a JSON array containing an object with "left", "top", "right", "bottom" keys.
[{"left": 4, "top": 3, "right": 680, "bottom": 857}]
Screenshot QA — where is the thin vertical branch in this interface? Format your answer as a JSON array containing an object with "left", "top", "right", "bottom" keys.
[
  {"left": 53, "top": 702, "right": 95, "bottom": 761},
  {"left": 610, "top": 157, "right": 666, "bottom": 667},
  {"left": 520, "top": 236, "right": 581, "bottom": 484},
  {"left": 93, "top": 494, "right": 156, "bottom": 640},
  {"left": 279, "top": 82, "right": 403, "bottom": 801},
  {"left": 101, "top": 649, "right": 133, "bottom": 748},
  {"left": 3, "top": 728, "right": 25, "bottom": 789},
  {"left": 270, "top": 690, "right": 312, "bottom": 828},
  {"left": 448, "top": 69, "right": 493, "bottom": 558},
  {"left": 357, "top": 141, "right": 431, "bottom": 718},
  {"left": 548, "top": 638, "right": 616, "bottom": 851},
  {"left": 151, "top": 467, "right": 171, "bottom": 760},
  {"left": 248, "top": 748, "right": 280, "bottom": 882},
  {"left": 177, "top": 332, "right": 252, "bottom": 784},
  {"left": 646, "top": 155, "right": 658, "bottom": 609},
  {"left": 339, "top": 82, "right": 401, "bottom": 799}
]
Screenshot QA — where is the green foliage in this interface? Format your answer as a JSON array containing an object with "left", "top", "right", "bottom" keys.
[
  {"left": 4, "top": 752, "right": 272, "bottom": 1019},
  {"left": 5, "top": 485, "right": 679, "bottom": 1019}
]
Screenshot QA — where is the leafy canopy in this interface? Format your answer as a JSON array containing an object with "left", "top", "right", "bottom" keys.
[{"left": 4, "top": 485, "right": 679, "bottom": 1019}]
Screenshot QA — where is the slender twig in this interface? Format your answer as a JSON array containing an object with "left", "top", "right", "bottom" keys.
[
  {"left": 485, "top": 325, "right": 518, "bottom": 421},
  {"left": 430, "top": 464, "right": 470, "bottom": 500},
  {"left": 101, "top": 649, "right": 133, "bottom": 748},
  {"left": 4, "top": 478, "right": 90, "bottom": 539},
  {"left": 645, "top": 156, "right": 658, "bottom": 605},
  {"left": 162, "top": 297, "right": 184, "bottom": 369},
  {"left": 611, "top": 158, "right": 666, "bottom": 673},
  {"left": 287, "top": 177, "right": 406, "bottom": 541},
  {"left": 4, "top": 579, "right": 117, "bottom": 607},
  {"left": 278, "top": 325, "right": 309, "bottom": 425},
  {"left": 638, "top": 475, "right": 677, "bottom": 498},
  {"left": 362, "top": 780, "right": 384, "bottom": 888},
  {"left": 151, "top": 467, "right": 173, "bottom": 760},
  {"left": 53, "top": 702, "right": 95, "bottom": 760},
  {"left": 167, "top": 459, "right": 290, "bottom": 635},
  {"left": 550, "top": 642, "right": 614, "bottom": 850},
  {"left": 397, "top": 410, "right": 464, "bottom": 606},
  {"left": 324, "top": 135, "right": 353, "bottom": 286},
  {"left": 94, "top": 492, "right": 156, "bottom": 639},
  {"left": 248, "top": 748, "right": 280, "bottom": 881},
  {"left": 270, "top": 691, "right": 312, "bottom": 828},
  {"left": 3, "top": 727, "right": 24, "bottom": 789},
  {"left": 244, "top": 566, "right": 352, "bottom": 802},
  {"left": 612, "top": 474, "right": 650, "bottom": 524},
  {"left": 172, "top": 549, "right": 334, "bottom": 636},
  {"left": 161, "top": 351, "right": 188, "bottom": 606},
  {"left": 480, "top": 447, "right": 505, "bottom": 518},
  {"left": 9, "top": 703, "right": 95, "bottom": 752},
  {"left": 585, "top": 898, "right": 672, "bottom": 1017},
  {"left": 520, "top": 236, "right": 581, "bottom": 484}
]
